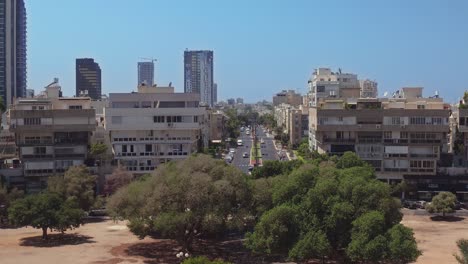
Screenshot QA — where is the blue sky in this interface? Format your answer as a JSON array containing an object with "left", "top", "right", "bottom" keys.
[{"left": 27, "top": 0, "right": 468, "bottom": 103}]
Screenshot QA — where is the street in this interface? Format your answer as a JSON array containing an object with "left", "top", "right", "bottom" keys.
[
  {"left": 231, "top": 130, "right": 253, "bottom": 174},
  {"left": 231, "top": 126, "right": 279, "bottom": 174},
  {"left": 256, "top": 126, "right": 279, "bottom": 161}
]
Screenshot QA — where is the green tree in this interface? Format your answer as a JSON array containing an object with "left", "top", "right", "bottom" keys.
[
  {"left": 426, "top": 191, "right": 456, "bottom": 217},
  {"left": 246, "top": 156, "right": 418, "bottom": 262},
  {"left": 47, "top": 165, "right": 96, "bottom": 211},
  {"left": 182, "top": 256, "right": 232, "bottom": 264},
  {"left": 89, "top": 142, "right": 108, "bottom": 159},
  {"left": 0, "top": 185, "right": 24, "bottom": 224},
  {"left": 455, "top": 239, "right": 468, "bottom": 264},
  {"left": 8, "top": 192, "right": 84, "bottom": 239},
  {"left": 108, "top": 155, "right": 251, "bottom": 251},
  {"left": 387, "top": 224, "right": 421, "bottom": 264},
  {"left": 245, "top": 205, "right": 299, "bottom": 254},
  {"left": 336, "top": 151, "right": 366, "bottom": 169}
]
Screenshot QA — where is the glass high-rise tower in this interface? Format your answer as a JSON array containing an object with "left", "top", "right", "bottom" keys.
[
  {"left": 184, "top": 50, "right": 214, "bottom": 106},
  {"left": 0, "top": 0, "right": 27, "bottom": 108},
  {"left": 138, "top": 61, "right": 154, "bottom": 86},
  {"left": 76, "top": 58, "right": 102, "bottom": 99}
]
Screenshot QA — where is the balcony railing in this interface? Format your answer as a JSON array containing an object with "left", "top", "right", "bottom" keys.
[
  {"left": 20, "top": 139, "right": 54, "bottom": 145},
  {"left": 358, "top": 138, "right": 382, "bottom": 143},
  {"left": 323, "top": 138, "right": 356, "bottom": 143},
  {"left": 410, "top": 139, "right": 442, "bottom": 144},
  {"left": 383, "top": 139, "right": 408, "bottom": 144},
  {"left": 384, "top": 168, "right": 408, "bottom": 172},
  {"left": 409, "top": 154, "right": 438, "bottom": 158},
  {"left": 22, "top": 154, "right": 54, "bottom": 159},
  {"left": 410, "top": 168, "right": 435, "bottom": 173}
]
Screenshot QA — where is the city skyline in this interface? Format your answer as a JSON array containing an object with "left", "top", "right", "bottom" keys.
[{"left": 25, "top": 0, "right": 468, "bottom": 103}]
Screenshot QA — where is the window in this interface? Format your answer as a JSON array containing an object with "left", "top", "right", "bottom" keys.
[
  {"left": 69, "top": 105, "right": 82, "bottom": 110},
  {"left": 417, "top": 105, "right": 425, "bottom": 109},
  {"left": 24, "top": 118, "right": 41, "bottom": 125},
  {"left": 122, "top": 145, "right": 127, "bottom": 153},
  {"left": 141, "top": 101, "right": 152, "bottom": 108},
  {"left": 154, "top": 116, "right": 165, "bottom": 123},
  {"left": 316, "top": 86, "right": 325, "bottom": 93},
  {"left": 167, "top": 116, "right": 182, "bottom": 123},
  {"left": 400, "top": 132, "right": 408, "bottom": 139},
  {"left": 336, "top": 131, "right": 344, "bottom": 139},
  {"left": 391, "top": 117, "right": 402, "bottom": 125},
  {"left": 111, "top": 116, "right": 122, "bottom": 124},
  {"left": 410, "top": 117, "right": 425, "bottom": 125},
  {"left": 145, "top": 144, "right": 152, "bottom": 152},
  {"left": 32, "top": 106, "right": 37, "bottom": 110},
  {"left": 194, "top": 116, "right": 198, "bottom": 123},
  {"left": 130, "top": 145, "right": 134, "bottom": 152},
  {"left": 383, "top": 131, "right": 392, "bottom": 139},
  {"left": 338, "top": 116, "right": 343, "bottom": 122},
  {"left": 34, "top": 147, "right": 46, "bottom": 155},
  {"left": 432, "top": 117, "right": 442, "bottom": 125},
  {"left": 39, "top": 106, "right": 45, "bottom": 110}
]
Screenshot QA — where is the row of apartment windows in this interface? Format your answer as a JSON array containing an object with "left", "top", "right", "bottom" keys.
[
  {"left": 153, "top": 115, "right": 199, "bottom": 123},
  {"left": 121, "top": 144, "right": 184, "bottom": 153},
  {"left": 24, "top": 118, "right": 41, "bottom": 125},
  {"left": 113, "top": 137, "right": 192, "bottom": 142}
]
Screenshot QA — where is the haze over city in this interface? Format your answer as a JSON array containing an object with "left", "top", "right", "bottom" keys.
[{"left": 27, "top": 0, "right": 468, "bottom": 103}]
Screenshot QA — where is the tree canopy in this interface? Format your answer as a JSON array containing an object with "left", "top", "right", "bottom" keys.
[
  {"left": 246, "top": 154, "right": 420, "bottom": 263},
  {"left": 426, "top": 191, "right": 456, "bottom": 217},
  {"left": 47, "top": 165, "right": 96, "bottom": 211},
  {"left": 108, "top": 155, "right": 252, "bottom": 251},
  {"left": 8, "top": 192, "right": 84, "bottom": 239},
  {"left": 104, "top": 165, "right": 133, "bottom": 195},
  {"left": 455, "top": 239, "right": 468, "bottom": 264}
]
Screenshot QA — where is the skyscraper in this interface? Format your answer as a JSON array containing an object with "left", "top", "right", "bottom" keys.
[
  {"left": 213, "top": 83, "right": 217, "bottom": 104},
  {"left": 138, "top": 61, "right": 154, "bottom": 86},
  {"left": 76, "top": 58, "right": 102, "bottom": 99},
  {"left": 0, "top": 0, "right": 27, "bottom": 108},
  {"left": 184, "top": 50, "right": 214, "bottom": 106}
]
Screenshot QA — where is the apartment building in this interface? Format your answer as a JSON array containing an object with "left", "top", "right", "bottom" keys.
[
  {"left": 273, "top": 90, "right": 302, "bottom": 107},
  {"left": 309, "top": 88, "right": 450, "bottom": 186},
  {"left": 274, "top": 103, "right": 309, "bottom": 147},
  {"left": 289, "top": 107, "right": 309, "bottom": 147},
  {"left": 209, "top": 111, "right": 228, "bottom": 143},
  {"left": 9, "top": 81, "right": 96, "bottom": 193},
  {"left": 308, "top": 68, "right": 362, "bottom": 107},
  {"left": 105, "top": 85, "right": 209, "bottom": 175},
  {"left": 360, "top": 79, "right": 378, "bottom": 98}
]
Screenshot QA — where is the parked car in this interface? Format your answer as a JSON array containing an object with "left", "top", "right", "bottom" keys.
[
  {"left": 248, "top": 165, "right": 254, "bottom": 171},
  {"left": 455, "top": 201, "right": 465, "bottom": 210},
  {"left": 403, "top": 200, "right": 418, "bottom": 209},
  {"left": 415, "top": 201, "right": 427, "bottom": 209},
  {"left": 89, "top": 208, "right": 107, "bottom": 217},
  {"left": 242, "top": 152, "right": 249, "bottom": 158},
  {"left": 229, "top": 148, "right": 236, "bottom": 154}
]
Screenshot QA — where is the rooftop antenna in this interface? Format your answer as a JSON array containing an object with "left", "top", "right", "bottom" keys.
[{"left": 338, "top": 68, "right": 342, "bottom": 74}]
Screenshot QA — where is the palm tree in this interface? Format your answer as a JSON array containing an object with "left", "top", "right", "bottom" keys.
[{"left": 455, "top": 239, "right": 468, "bottom": 264}]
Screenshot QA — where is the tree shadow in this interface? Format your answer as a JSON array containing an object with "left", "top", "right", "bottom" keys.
[
  {"left": 20, "top": 233, "right": 96, "bottom": 247},
  {"left": 121, "top": 238, "right": 288, "bottom": 264},
  {"left": 430, "top": 215, "right": 465, "bottom": 222},
  {"left": 83, "top": 216, "right": 110, "bottom": 224}
]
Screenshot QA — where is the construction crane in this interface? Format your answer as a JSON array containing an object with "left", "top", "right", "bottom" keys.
[{"left": 139, "top": 57, "right": 157, "bottom": 63}]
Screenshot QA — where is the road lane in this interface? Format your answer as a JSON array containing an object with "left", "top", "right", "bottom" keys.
[{"left": 231, "top": 130, "right": 253, "bottom": 174}]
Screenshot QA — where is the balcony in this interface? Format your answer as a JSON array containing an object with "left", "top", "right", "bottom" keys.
[
  {"left": 383, "top": 139, "right": 408, "bottom": 144},
  {"left": 384, "top": 168, "right": 408, "bottom": 172},
  {"left": 323, "top": 138, "right": 356, "bottom": 143},
  {"left": 409, "top": 168, "right": 435, "bottom": 173},
  {"left": 54, "top": 139, "right": 89, "bottom": 145},
  {"left": 22, "top": 154, "right": 54, "bottom": 159},
  {"left": 24, "top": 169, "right": 54, "bottom": 177},
  {"left": 19, "top": 139, "right": 54, "bottom": 146},
  {"left": 358, "top": 138, "right": 382, "bottom": 144},
  {"left": 409, "top": 139, "right": 442, "bottom": 144},
  {"left": 409, "top": 153, "right": 438, "bottom": 158}
]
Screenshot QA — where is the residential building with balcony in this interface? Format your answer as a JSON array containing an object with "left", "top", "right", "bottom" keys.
[
  {"left": 209, "top": 110, "right": 228, "bottom": 143},
  {"left": 289, "top": 107, "right": 309, "bottom": 147},
  {"left": 105, "top": 85, "right": 209, "bottom": 175},
  {"left": 309, "top": 87, "right": 450, "bottom": 187},
  {"left": 8, "top": 80, "right": 96, "bottom": 193}
]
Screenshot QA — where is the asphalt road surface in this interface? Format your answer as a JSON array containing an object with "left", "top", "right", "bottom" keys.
[
  {"left": 231, "top": 130, "right": 253, "bottom": 174},
  {"left": 256, "top": 126, "right": 279, "bottom": 161}
]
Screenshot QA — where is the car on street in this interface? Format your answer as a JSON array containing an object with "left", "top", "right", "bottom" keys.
[
  {"left": 237, "top": 139, "right": 243, "bottom": 146},
  {"left": 246, "top": 131, "right": 250, "bottom": 135},
  {"left": 415, "top": 201, "right": 427, "bottom": 209},
  {"left": 248, "top": 165, "right": 254, "bottom": 171},
  {"left": 225, "top": 154, "right": 233, "bottom": 163},
  {"left": 243, "top": 152, "right": 249, "bottom": 158},
  {"left": 455, "top": 201, "right": 465, "bottom": 210},
  {"left": 229, "top": 148, "right": 236, "bottom": 154},
  {"left": 260, "top": 138, "right": 265, "bottom": 144}
]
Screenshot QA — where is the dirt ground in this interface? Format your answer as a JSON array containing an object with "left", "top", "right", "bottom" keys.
[
  {"left": 401, "top": 210, "right": 468, "bottom": 264},
  {"left": 0, "top": 212, "right": 467, "bottom": 264}
]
